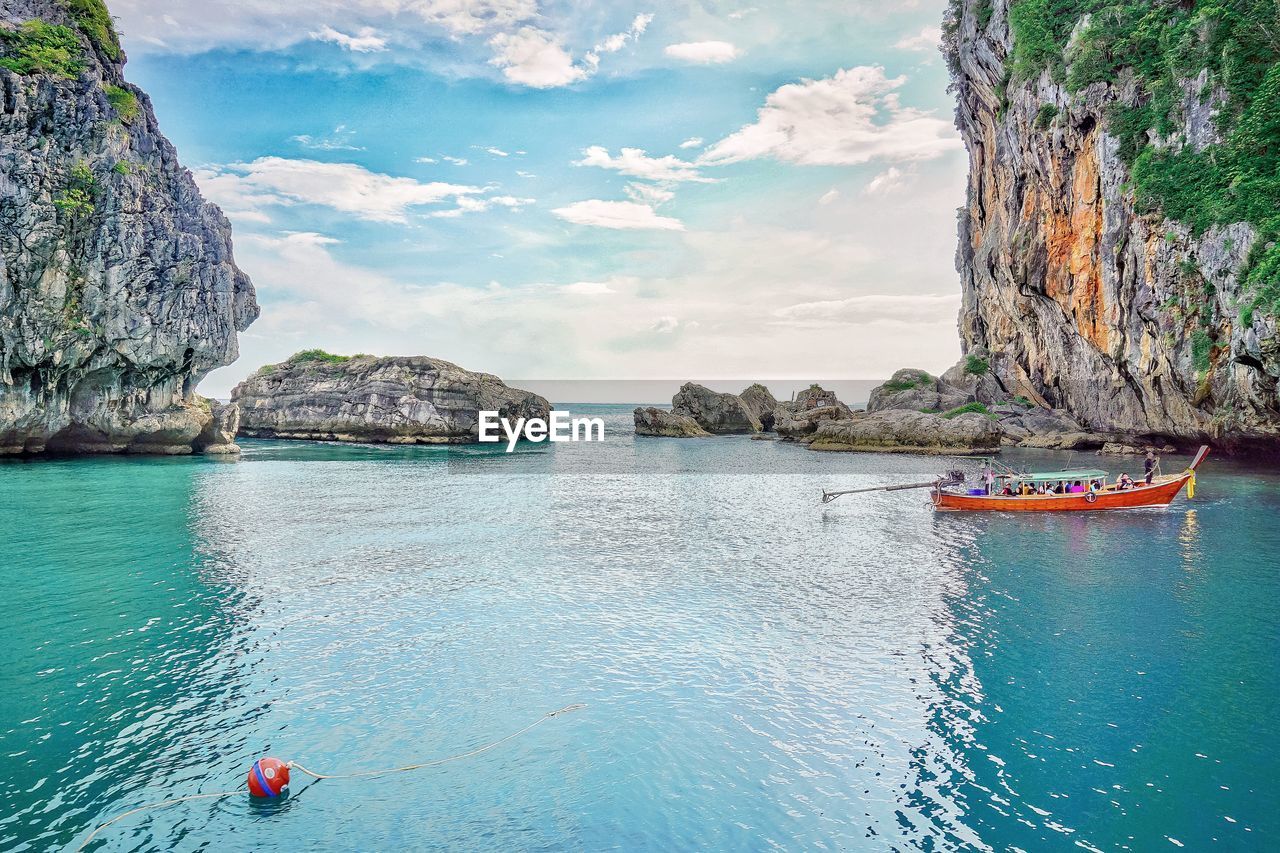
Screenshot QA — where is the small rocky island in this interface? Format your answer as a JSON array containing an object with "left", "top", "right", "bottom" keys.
[
  {"left": 232, "top": 350, "right": 550, "bottom": 444},
  {"left": 634, "top": 352, "right": 1170, "bottom": 455}
]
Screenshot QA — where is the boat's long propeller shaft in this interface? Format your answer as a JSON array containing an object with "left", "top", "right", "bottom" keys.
[{"left": 822, "top": 470, "right": 965, "bottom": 504}]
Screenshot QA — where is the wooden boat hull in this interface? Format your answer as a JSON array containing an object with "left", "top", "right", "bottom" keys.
[{"left": 933, "top": 472, "right": 1193, "bottom": 512}]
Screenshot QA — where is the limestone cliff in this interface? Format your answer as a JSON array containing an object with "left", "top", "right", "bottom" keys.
[
  {"left": 0, "top": 0, "right": 257, "bottom": 453},
  {"left": 946, "top": 0, "right": 1279, "bottom": 448}
]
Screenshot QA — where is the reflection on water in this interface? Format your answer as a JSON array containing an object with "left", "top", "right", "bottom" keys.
[{"left": 4, "top": 412, "right": 1278, "bottom": 851}]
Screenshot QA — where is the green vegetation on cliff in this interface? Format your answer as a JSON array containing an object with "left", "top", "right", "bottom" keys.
[
  {"left": 105, "top": 84, "right": 139, "bottom": 122},
  {"left": 0, "top": 20, "right": 84, "bottom": 77},
  {"left": 289, "top": 349, "right": 352, "bottom": 365},
  {"left": 0, "top": 0, "right": 122, "bottom": 75},
  {"left": 941, "top": 402, "right": 996, "bottom": 419},
  {"left": 1001, "top": 0, "right": 1280, "bottom": 318},
  {"left": 53, "top": 162, "right": 96, "bottom": 217},
  {"left": 67, "top": 0, "right": 121, "bottom": 60}
]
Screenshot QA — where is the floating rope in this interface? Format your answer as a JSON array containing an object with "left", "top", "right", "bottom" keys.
[
  {"left": 289, "top": 703, "right": 586, "bottom": 781},
  {"left": 76, "top": 703, "right": 585, "bottom": 851},
  {"left": 76, "top": 790, "right": 245, "bottom": 851}
]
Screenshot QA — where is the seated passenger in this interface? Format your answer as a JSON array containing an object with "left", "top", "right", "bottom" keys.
[
  {"left": 1117, "top": 473, "right": 1133, "bottom": 490},
  {"left": 1070, "top": 481, "right": 1085, "bottom": 493},
  {"left": 1001, "top": 483, "right": 1014, "bottom": 496},
  {"left": 1019, "top": 481, "right": 1034, "bottom": 496}
]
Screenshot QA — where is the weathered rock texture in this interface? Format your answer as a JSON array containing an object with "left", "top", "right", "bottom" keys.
[
  {"left": 0, "top": 1, "right": 257, "bottom": 454},
  {"left": 670, "top": 383, "right": 760, "bottom": 434},
  {"left": 866, "top": 366, "right": 1110, "bottom": 449},
  {"left": 634, "top": 406, "right": 710, "bottom": 437},
  {"left": 739, "top": 383, "right": 779, "bottom": 430},
  {"left": 233, "top": 354, "right": 551, "bottom": 444},
  {"left": 867, "top": 369, "right": 971, "bottom": 414},
  {"left": 947, "top": 0, "right": 1278, "bottom": 448},
  {"left": 773, "top": 384, "right": 854, "bottom": 439},
  {"left": 192, "top": 397, "right": 239, "bottom": 454},
  {"left": 809, "top": 410, "right": 1001, "bottom": 455}
]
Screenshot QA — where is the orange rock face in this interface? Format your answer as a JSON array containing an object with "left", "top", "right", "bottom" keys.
[{"left": 1043, "top": 132, "right": 1107, "bottom": 352}]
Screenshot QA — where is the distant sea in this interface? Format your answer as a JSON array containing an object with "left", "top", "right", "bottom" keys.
[{"left": 4, "top": 404, "right": 1277, "bottom": 851}]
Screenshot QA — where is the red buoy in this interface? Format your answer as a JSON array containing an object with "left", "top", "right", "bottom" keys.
[{"left": 247, "top": 757, "right": 290, "bottom": 798}]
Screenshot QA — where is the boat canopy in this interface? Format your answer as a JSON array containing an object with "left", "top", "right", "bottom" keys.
[{"left": 1000, "top": 469, "right": 1109, "bottom": 482}]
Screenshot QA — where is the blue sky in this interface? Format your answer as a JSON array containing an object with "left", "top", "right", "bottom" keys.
[{"left": 111, "top": 0, "right": 967, "bottom": 396}]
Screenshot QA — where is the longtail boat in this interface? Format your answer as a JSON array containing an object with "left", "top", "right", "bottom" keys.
[{"left": 821, "top": 446, "right": 1209, "bottom": 513}]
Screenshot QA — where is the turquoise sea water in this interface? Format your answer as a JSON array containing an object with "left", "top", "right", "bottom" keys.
[{"left": 3, "top": 403, "right": 1278, "bottom": 851}]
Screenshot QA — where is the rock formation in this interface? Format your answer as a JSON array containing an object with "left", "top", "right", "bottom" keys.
[
  {"left": 809, "top": 410, "right": 1001, "bottom": 455},
  {"left": 670, "top": 383, "right": 760, "bottom": 434},
  {"left": 0, "top": 1, "right": 257, "bottom": 454},
  {"left": 773, "top": 384, "right": 854, "bottom": 439},
  {"left": 864, "top": 367, "right": 1113, "bottom": 450},
  {"left": 945, "top": 0, "right": 1279, "bottom": 448},
  {"left": 192, "top": 397, "right": 240, "bottom": 455},
  {"left": 866, "top": 369, "right": 971, "bottom": 414},
  {"left": 634, "top": 407, "right": 710, "bottom": 437},
  {"left": 739, "top": 383, "right": 779, "bottom": 430},
  {"left": 232, "top": 352, "right": 550, "bottom": 444}
]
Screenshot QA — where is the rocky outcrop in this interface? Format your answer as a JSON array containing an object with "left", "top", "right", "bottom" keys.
[
  {"left": 634, "top": 407, "right": 710, "bottom": 437},
  {"left": 232, "top": 353, "right": 550, "bottom": 444},
  {"left": 808, "top": 410, "right": 1001, "bottom": 455},
  {"left": 670, "top": 383, "right": 760, "bottom": 434},
  {"left": 773, "top": 384, "right": 854, "bottom": 439},
  {"left": 739, "top": 383, "right": 778, "bottom": 430},
  {"left": 0, "top": 1, "right": 257, "bottom": 454},
  {"left": 1098, "top": 441, "right": 1175, "bottom": 456},
  {"left": 192, "top": 397, "right": 240, "bottom": 454},
  {"left": 867, "top": 365, "right": 1113, "bottom": 449},
  {"left": 867, "top": 369, "right": 972, "bottom": 414},
  {"left": 946, "top": 0, "right": 1279, "bottom": 448}
]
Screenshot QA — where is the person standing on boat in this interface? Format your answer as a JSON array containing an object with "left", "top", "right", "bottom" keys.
[
  {"left": 983, "top": 464, "right": 995, "bottom": 495},
  {"left": 1144, "top": 449, "right": 1159, "bottom": 485}
]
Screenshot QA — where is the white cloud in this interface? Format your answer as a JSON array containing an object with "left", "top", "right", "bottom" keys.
[
  {"left": 818, "top": 188, "right": 840, "bottom": 205},
  {"left": 772, "top": 293, "right": 959, "bottom": 326},
  {"left": 490, "top": 12, "right": 651, "bottom": 88},
  {"left": 552, "top": 200, "right": 684, "bottom": 231},
  {"left": 442, "top": 155, "right": 469, "bottom": 166},
  {"left": 678, "top": 137, "right": 704, "bottom": 149},
  {"left": 291, "top": 125, "right": 364, "bottom": 151},
  {"left": 625, "top": 183, "right": 676, "bottom": 205},
  {"left": 200, "top": 194, "right": 967, "bottom": 397},
  {"left": 196, "top": 158, "right": 486, "bottom": 223},
  {"left": 489, "top": 27, "right": 587, "bottom": 88},
  {"left": 429, "top": 194, "right": 534, "bottom": 218},
  {"left": 577, "top": 146, "right": 711, "bottom": 183},
  {"left": 865, "top": 166, "right": 906, "bottom": 195},
  {"left": 310, "top": 25, "right": 387, "bottom": 52},
  {"left": 700, "top": 66, "right": 961, "bottom": 166},
  {"left": 116, "top": 0, "right": 540, "bottom": 50},
  {"left": 415, "top": 156, "right": 438, "bottom": 164},
  {"left": 586, "top": 12, "right": 653, "bottom": 67},
  {"left": 894, "top": 25, "right": 941, "bottom": 52},
  {"left": 664, "top": 41, "right": 739, "bottom": 64},
  {"left": 485, "top": 147, "right": 510, "bottom": 157},
  {"left": 561, "top": 281, "right": 616, "bottom": 295}
]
